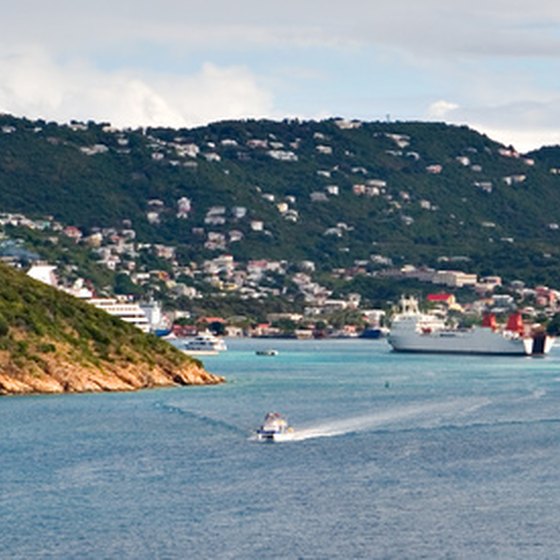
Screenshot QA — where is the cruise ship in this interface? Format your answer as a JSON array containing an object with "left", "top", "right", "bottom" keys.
[
  {"left": 88, "top": 297, "right": 151, "bottom": 333},
  {"left": 387, "top": 297, "right": 553, "bottom": 356}
]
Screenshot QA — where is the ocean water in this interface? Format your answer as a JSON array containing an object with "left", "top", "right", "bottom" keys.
[{"left": 1, "top": 338, "right": 560, "bottom": 559}]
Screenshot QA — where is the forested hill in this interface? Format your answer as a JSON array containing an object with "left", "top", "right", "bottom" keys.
[{"left": 1, "top": 113, "right": 560, "bottom": 280}]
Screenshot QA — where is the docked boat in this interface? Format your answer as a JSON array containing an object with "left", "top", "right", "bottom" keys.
[
  {"left": 170, "top": 331, "right": 227, "bottom": 355},
  {"left": 387, "top": 296, "right": 554, "bottom": 356},
  {"left": 255, "top": 412, "right": 293, "bottom": 441},
  {"left": 359, "top": 326, "right": 389, "bottom": 339}
]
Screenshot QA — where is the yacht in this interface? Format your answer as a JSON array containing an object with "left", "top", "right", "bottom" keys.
[{"left": 170, "top": 331, "right": 227, "bottom": 355}]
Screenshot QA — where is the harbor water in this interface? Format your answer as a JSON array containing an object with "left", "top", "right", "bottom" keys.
[{"left": 1, "top": 338, "right": 560, "bottom": 559}]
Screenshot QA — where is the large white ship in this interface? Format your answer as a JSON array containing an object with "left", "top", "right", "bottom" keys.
[{"left": 387, "top": 297, "right": 553, "bottom": 356}]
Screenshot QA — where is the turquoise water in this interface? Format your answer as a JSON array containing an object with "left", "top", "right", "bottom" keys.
[{"left": 2, "top": 338, "right": 560, "bottom": 559}]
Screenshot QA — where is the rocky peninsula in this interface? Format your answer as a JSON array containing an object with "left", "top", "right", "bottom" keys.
[{"left": 0, "top": 264, "right": 224, "bottom": 396}]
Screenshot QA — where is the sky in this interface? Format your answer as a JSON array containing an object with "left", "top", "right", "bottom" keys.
[{"left": 1, "top": 1, "right": 560, "bottom": 152}]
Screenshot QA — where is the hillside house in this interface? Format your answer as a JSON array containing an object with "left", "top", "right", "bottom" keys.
[
  {"left": 204, "top": 152, "right": 221, "bottom": 162},
  {"left": 351, "top": 166, "right": 368, "bottom": 175},
  {"left": 229, "top": 230, "right": 244, "bottom": 242},
  {"left": 433, "top": 270, "right": 477, "bottom": 288},
  {"left": 426, "top": 164, "right": 443, "bottom": 174},
  {"left": 310, "top": 192, "right": 328, "bottom": 202},
  {"left": 177, "top": 197, "right": 192, "bottom": 218},
  {"left": 207, "top": 206, "right": 226, "bottom": 217},
  {"left": 498, "top": 148, "right": 520, "bottom": 158},
  {"left": 324, "top": 227, "right": 343, "bottom": 237},
  {"left": 146, "top": 212, "right": 160, "bottom": 224},
  {"left": 174, "top": 143, "right": 199, "bottom": 158},
  {"left": 80, "top": 144, "right": 109, "bottom": 156},
  {"left": 385, "top": 133, "right": 410, "bottom": 148},
  {"left": 232, "top": 206, "right": 247, "bottom": 219},
  {"left": 205, "top": 215, "right": 226, "bottom": 226},
  {"left": 334, "top": 119, "right": 362, "bottom": 130},
  {"left": 283, "top": 210, "right": 298, "bottom": 223},
  {"left": 247, "top": 139, "right": 268, "bottom": 149},
  {"left": 268, "top": 150, "right": 298, "bottom": 161},
  {"left": 63, "top": 226, "right": 83, "bottom": 241},
  {"left": 503, "top": 175, "right": 527, "bottom": 186},
  {"left": 476, "top": 276, "right": 502, "bottom": 293}
]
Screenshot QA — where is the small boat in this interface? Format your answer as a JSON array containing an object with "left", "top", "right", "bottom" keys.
[
  {"left": 255, "top": 412, "right": 293, "bottom": 442},
  {"left": 256, "top": 349, "right": 278, "bottom": 356}
]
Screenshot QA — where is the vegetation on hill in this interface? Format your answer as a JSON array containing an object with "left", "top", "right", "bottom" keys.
[
  {"left": 1, "top": 114, "right": 560, "bottom": 289},
  {"left": 0, "top": 263, "right": 223, "bottom": 395}
]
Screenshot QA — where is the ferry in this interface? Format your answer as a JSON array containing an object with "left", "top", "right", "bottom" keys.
[
  {"left": 387, "top": 296, "right": 554, "bottom": 356},
  {"left": 255, "top": 412, "right": 293, "bottom": 442}
]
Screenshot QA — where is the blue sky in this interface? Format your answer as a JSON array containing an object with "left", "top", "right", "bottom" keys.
[{"left": 1, "top": 1, "right": 560, "bottom": 151}]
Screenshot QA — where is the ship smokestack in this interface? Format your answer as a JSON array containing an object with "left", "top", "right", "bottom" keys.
[
  {"left": 506, "top": 312, "right": 524, "bottom": 335},
  {"left": 482, "top": 313, "right": 497, "bottom": 330}
]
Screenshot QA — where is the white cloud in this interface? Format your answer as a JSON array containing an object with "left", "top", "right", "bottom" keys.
[
  {"left": 428, "top": 100, "right": 460, "bottom": 120},
  {"left": 2, "top": 3, "right": 560, "bottom": 150},
  {"left": 425, "top": 98, "right": 560, "bottom": 151},
  {"left": 0, "top": 47, "right": 274, "bottom": 128},
  {"left": 476, "top": 127, "right": 560, "bottom": 153}
]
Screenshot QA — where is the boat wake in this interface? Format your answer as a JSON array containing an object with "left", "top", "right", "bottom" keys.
[
  {"left": 155, "top": 402, "right": 246, "bottom": 435},
  {"left": 281, "top": 397, "right": 491, "bottom": 442}
]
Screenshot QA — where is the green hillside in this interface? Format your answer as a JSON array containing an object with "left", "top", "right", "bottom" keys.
[
  {"left": 0, "top": 262, "right": 222, "bottom": 394},
  {"left": 1, "top": 114, "right": 560, "bottom": 284}
]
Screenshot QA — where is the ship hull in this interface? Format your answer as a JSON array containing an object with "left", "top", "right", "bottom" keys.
[{"left": 388, "top": 327, "right": 534, "bottom": 356}]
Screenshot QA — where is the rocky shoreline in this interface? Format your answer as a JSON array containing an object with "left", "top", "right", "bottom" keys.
[{"left": 0, "top": 357, "right": 225, "bottom": 396}]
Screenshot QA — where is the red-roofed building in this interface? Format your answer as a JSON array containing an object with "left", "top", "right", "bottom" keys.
[
  {"left": 199, "top": 316, "right": 226, "bottom": 324},
  {"left": 427, "top": 293, "right": 456, "bottom": 305}
]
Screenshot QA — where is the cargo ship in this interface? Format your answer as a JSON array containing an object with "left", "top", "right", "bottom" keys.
[{"left": 387, "top": 297, "right": 553, "bottom": 356}]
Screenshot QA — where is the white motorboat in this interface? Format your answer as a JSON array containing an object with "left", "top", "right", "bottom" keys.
[
  {"left": 255, "top": 412, "right": 293, "bottom": 442},
  {"left": 170, "top": 331, "right": 227, "bottom": 355}
]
